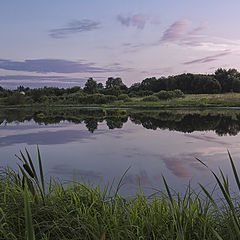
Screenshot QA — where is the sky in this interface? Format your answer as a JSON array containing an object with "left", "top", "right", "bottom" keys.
[{"left": 1, "top": 0, "right": 240, "bottom": 89}]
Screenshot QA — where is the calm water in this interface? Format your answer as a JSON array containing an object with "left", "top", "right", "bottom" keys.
[{"left": 1, "top": 107, "right": 240, "bottom": 196}]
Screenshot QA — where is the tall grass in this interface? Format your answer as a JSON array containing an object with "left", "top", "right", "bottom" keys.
[
  {"left": 24, "top": 181, "right": 35, "bottom": 240},
  {"left": 1, "top": 148, "right": 240, "bottom": 239}
]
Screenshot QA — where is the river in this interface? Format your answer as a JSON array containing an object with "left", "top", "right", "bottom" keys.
[{"left": 1, "top": 107, "right": 240, "bottom": 196}]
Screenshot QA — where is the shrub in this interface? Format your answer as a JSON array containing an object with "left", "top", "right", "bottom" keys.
[
  {"left": 128, "top": 92, "right": 136, "bottom": 98},
  {"left": 154, "top": 90, "right": 174, "bottom": 100},
  {"left": 173, "top": 89, "right": 185, "bottom": 98},
  {"left": 118, "top": 94, "right": 130, "bottom": 101},
  {"left": 154, "top": 90, "right": 184, "bottom": 100},
  {"left": 77, "top": 94, "right": 117, "bottom": 104},
  {"left": 66, "top": 92, "right": 85, "bottom": 103},
  {"left": 142, "top": 95, "right": 159, "bottom": 102}
]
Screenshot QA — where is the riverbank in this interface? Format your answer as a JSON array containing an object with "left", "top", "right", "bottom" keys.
[{"left": 1, "top": 93, "right": 240, "bottom": 109}]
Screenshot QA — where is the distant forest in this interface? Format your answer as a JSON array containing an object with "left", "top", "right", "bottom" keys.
[{"left": 1, "top": 68, "right": 240, "bottom": 105}]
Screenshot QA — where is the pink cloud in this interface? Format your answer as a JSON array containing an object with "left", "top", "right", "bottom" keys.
[
  {"left": 131, "top": 14, "right": 149, "bottom": 29},
  {"left": 161, "top": 20, "right": 190, "bottom": 42},
  {"left": 150, "top": 16, "right": 161, "bottom": 25}
]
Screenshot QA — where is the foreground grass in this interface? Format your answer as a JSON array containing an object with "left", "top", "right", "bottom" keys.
[
  {"left": 1, "top": 150, "right": 240, "bottom": 239},
  {"left": 0, "top": 173, "right": 216, "bottom": 240},
  {"left": 2, "top": 93, "right": 240, "bottom": 109}
]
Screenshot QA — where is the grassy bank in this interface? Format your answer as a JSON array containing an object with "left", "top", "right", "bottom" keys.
[
  {"left": 1, "top": 150, "right": 240, "bottom": 239},
  {"left": 2, "top": 93, "right": 240, "bottom": 109},
  {"left": 120, "top": 93, "right": 240, "bottom": 109}
]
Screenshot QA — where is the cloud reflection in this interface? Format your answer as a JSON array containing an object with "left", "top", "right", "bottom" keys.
[{"left": 0, "top": 129, "right": 106, "bottom": 147}]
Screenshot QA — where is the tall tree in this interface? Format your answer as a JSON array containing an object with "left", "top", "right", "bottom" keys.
[
  {"left": 105, "top": 77, "right": 127, "bottom": 90},
  {"left": 140, "top": 77, "right": 157, "bottom": 91},
  {"left": 104, "top": 77, "right": 127, "bottom": 95},
  {"left": 84, "top": 78, "right": 98, "bottom": 94},
  {"left": 215, "top": 68, "right": 240, "bottom": 92}
]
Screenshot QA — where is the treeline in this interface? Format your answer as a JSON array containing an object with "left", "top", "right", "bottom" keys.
[
  {"left": 129, "top": 68, "right": 240, "bottom": 96},
  {"left": 1, "top": 68, "right": 240, "bottom": 105},
  {"left": 0, "top": 77, "right": 131, "bottom": 105}
]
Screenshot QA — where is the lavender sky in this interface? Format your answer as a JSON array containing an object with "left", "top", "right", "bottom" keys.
[{"left": 1, "top": 0, "right": 240, "bottom": 88}]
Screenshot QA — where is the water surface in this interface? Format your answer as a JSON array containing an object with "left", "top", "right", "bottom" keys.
[{"left": 1, "top": 108, "right": 240, "bottom": 196}]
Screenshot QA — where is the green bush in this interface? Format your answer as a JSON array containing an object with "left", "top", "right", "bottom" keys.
[
  {"left": 154, "top": 90, "right": 173, "bottom": 100},
  {"left": 142, "top": 95, "right": 159, "bottom": 102},
  {"left": 154, "top": 90, "right": 184, "bottom": 100},
  {"left": 173, "top": 89, "right": 185, "bottom": 98},
  {"left": 78, "top": 94, "right": 117, "bottom": 104},
  {"left": 118, "top": 94, "right": 130, "bottom": 101}
]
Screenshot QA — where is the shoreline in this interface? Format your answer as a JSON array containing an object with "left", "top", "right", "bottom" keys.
[{"left": 1, "top": 93, "right": 240, "bottom": 109}]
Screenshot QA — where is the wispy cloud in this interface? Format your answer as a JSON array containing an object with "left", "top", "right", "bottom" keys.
[
  {"left": 160, "top": 20, "right": 209, "bottom": 45},
  {"left": 0, "top": 75, "right": 84, "bottom": 82},
  {"left": 160, "top": 20, "right": 240, "bottom": 53},
  {"left": 183, "top": 50, "right": 231, "bottom": 65},
  {"left": 0, "top": 75, "right": 87, "bottom": 88},
  {"left": 117, "top": 14, "right": 160, "bottom": 29},
  {"left": 49, "top": 19, "right": 100, "bottom": 38},
  {"left": 0, "top": 75, "right": 86, "bottom": 83},
  {"left": 188, "top": 26, "right": 206, "bottom": 36},
  {"left": 0, "top": 59, "right": 130, "bottom": 74},
  {"left": 161, "top": 20, "right": 190, "bottom": 42},
  {"left": 122, "top": 20, "right": 205, "bottom": 53}
]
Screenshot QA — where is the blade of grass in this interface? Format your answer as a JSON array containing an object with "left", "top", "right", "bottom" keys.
[
  {"left": 37, "top": 145, "right": 45, "bottom": 195},
  {"left": 162, "top": 176, "right": 173, "bottom": 205},
  {"left": 228, "top": 150, "right": 240, "bottom": 193},
  {"left": 211, "top": 228, "right": 224, "bottom": 240},
  {"left": 25, "top": 148, "right": 38, "bottom": 181},
  {"left": 199, "top": 183, "right": 222, "bottom": 215},
  {"left": 24, "top": 181, "right": 35, "bottom": 240},
  {"left": 114, "top": 165, "right": 131, "bottom": 198},
  {"left": 197, "top": 155, "right": 240, "bottom": 236}
]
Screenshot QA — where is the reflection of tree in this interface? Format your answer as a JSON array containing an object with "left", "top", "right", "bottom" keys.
[
  {"left": 0, "top": 108, "right": 128, "bottom": 132},
  {"left": 106, "top": 117, "right": 128, "bottom": 129},
  {"left": 129, "top": 111, "right": 240, "bottom": 136},
  {"left": 215, "top": 117, "right": 240, "bottom": 136},
  {"left": 2, "top": 108, "right": 240, "bottom": 136},
  {"left": 172, "top": 114, "right": 220, "bottom": 133},
  {"left": 142, "top": 120, "right": 158, "bottom": 130},
  {"left": 84, "top": 119, "right": 98, "bottom": 133}
]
